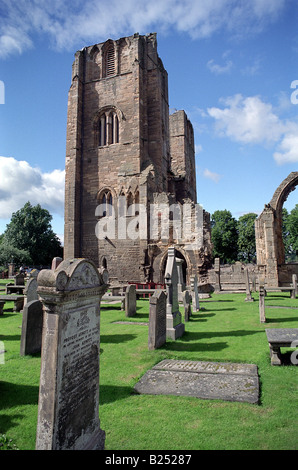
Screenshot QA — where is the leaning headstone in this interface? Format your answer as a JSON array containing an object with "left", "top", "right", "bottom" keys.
[
  {"left": 24, "top": 277, "right": 38, "bottom": 307},
  {"left": 35, "top": 258, "right": 108, "bottom": 450},
  {"left": 244, "top": 268, "right": 254, "bottom": 302},
  {"left": 164, "top": 247, "right": 185, "bottom": 340},
  {"left": 125, "top": 284, "right": 136, "bottom": 317},
  {"left": 190, "top": 274, "right": 200, "bottom": 311},
  {"left": 20, "top": 300, "right": 43, "bottom": 356},
  {"left": 148, "top": 290, "right": 166, "bottom": 350},
  {"left": 182, "top": 290, "right": 192, "bottom": 322},
  {"left": 259, "top": 279, "right": 266, "bottom": 323}
]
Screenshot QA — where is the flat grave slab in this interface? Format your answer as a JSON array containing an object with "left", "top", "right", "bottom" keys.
[{"left": 134, "top": 359, "right": 259, "bottom": 404}]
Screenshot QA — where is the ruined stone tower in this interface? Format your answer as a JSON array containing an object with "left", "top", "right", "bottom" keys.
[{"left": 64, "top": 33, "right": 212, "bottom": 285}]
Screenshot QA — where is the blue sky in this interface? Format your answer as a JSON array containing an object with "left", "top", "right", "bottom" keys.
[{"left": 0, "top": 0, "right": 297, "bottom": 243}]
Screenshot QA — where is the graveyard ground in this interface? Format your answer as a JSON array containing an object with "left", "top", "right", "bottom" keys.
[{"left": 0, "top": 280, "right": 297, "bottom": 450}]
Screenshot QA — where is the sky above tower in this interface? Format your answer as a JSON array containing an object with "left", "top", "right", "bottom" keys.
[{"left": 0, "top": 0, "right": 297, "bottom": 242}]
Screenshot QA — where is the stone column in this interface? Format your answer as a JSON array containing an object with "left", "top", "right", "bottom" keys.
[{"left": 35, "top": 259, "right": 108, "bottom": 450}]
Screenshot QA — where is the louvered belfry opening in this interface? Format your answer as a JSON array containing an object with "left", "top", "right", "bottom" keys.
[{"left": 106, "top": 45, "right": 115, "bottom": 77}]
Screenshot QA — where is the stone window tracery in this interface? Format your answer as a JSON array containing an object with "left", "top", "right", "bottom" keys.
[
  {"left": 95, "top": 109, "right": 119, "bottom": 146},
  {"left": 97, "top": 189, "right": 113, "bottom": 217}
]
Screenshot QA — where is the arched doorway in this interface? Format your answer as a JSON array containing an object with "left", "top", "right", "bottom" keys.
[{"left": 159, "top": 247, "right": 189, "bottom": 286}]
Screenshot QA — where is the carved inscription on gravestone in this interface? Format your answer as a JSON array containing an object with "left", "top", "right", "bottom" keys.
[{"left": 57, "top": 306, "right": 100, "bottom": 447}]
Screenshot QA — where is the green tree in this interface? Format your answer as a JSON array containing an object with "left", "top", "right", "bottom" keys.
[
  {"left": 284, "top": 204, "right": 298, "bottom": 256},
  {"left": 2, "top": 202, "right": 63, "bottom": 266},
  {"left": 0, "top": 240, "right": 32, "bottom": 266},
  {"left": 237, "top": 213, "right": 257, "bottom": 263},
  {"left": 211, "top": 210, "right": 238, "bottom": 263}
]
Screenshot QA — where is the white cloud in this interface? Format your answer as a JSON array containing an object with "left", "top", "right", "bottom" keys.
[
  {"left": 203, "top": 168, "right": 222, "bottom": 183},
  {"left": 207, "top": 58, "right": 233, "bottom": 75},
  {"left": 0, "top": 0, "right": 287, "bottom": 58},
  {"left": 207, "top": 94, "right": 284, "bottom": 145},
  {"left": 273, "top": 123, "right": 298, "bottom": 165},
  {"left": 0, "top": 156, "right": 64, "bottom": 219},
  {"left": 207, "top": 94, "right": 298, "bottom": 164}
]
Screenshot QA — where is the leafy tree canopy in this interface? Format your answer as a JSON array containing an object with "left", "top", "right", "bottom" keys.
[
  {"left": 211, "top": 210, "right": 238, "bottom": 264},
  {"left": 237, "top": 213, "right": 258, "bottom": 263},
  {"left": 283, "top": 204, "right": 298, "bottom": 257},
  {"left": 1, "top": 202, "right": 63, "bottom": 266}
]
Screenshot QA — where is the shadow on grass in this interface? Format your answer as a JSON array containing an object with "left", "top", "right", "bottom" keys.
[
  {"left": 164, "top": 329, "right": 262, "bottom": 353},
  {"left": 101, "top": 334, "right": 137, "bottom": 344},
  {"left": 265, "top": 316, "right": 298, "bottom": 323},
  {"left": 100, "top": 384, "right": 133, "bottom": 405},
  {"left": 0, "top": 382, "right": 39, "bottom": 409}
]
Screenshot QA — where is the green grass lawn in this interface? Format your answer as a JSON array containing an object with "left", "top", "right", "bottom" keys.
[{"left": 0, "top": 282, "right": 297, "bottom": 450}]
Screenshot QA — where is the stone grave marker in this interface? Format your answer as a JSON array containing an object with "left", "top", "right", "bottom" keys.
[
  {"left": 259, "top": 278, "right": 266, "bottom": 323},
  {"left": 182, "top": 290, "right": 192, "bottom": 322},
  {"left": 176, "top": 258, "right": 184, "bottom": 302},
  {"left": 244, "top": 267, "right": 254, "bottom": 302},
  {"left": 164, "top": 247, "right": 184, "bottom": 340},
  {"left": 190, "top": 274, "right": 200, "bottom": 311},
  {"left": 20, "top": 300, "right": 43, "bottom": 356},
  {"left": 15, "top": 272, "right": 25, "bottom": 285},
  {"left": 24, "top": 277, "right": 38, "bottom": 307},
  {"left": 214, "top": 258, "right": 221, "bottom": 291},
  {"left": 35, "top": 258, "right": 108, "bottom": 450},
  {"left": 134, "top": 359, "right": 259, "bottom": 404},
  {"left": 292, "top": 274, "right": 297, "bottom": 298},
  {"left": 148, "top": 290, "right": 166, "bottom": 350},
  {"left": 125, "top": 284, "right": 136, "bottom": 317},
  {"left": 51, "top": 256, "right": 63, "bottom": 270}
]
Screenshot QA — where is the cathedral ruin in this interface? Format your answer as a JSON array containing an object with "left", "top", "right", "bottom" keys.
[{"left": 64, "top": 32, "right": 212, "bottom": 286}]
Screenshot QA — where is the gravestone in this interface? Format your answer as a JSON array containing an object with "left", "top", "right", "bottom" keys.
[
  {"left": 259, "top": 279, "right": 266, "bottom": 323},
  {"left": 214, "top": 258, "right": 221, "bottom": 291},
  {"left": 35, "top": 258, "right": 108, "bottom": 450},
  {"left": 20, "top": 300, "right": 43, "bottom": 356},
  {"left": 164, "top": 247, "right": 185, "bottom": 340},
  {"left": 292, "top": 274, "right": 297, "bottom": 298},
  {"left": 182, "top": 290, "right": 192, "bottom": 322},
  {"left": 15, "top": 273, "right": 25, "bottom": 285},
  {"left": 28, "top": 269, "right": 39, "bottom": 279},
  {"left": 176, "top": 258, "right": 184, "bottom": 302},
  {"left": 51, "top": 256, "right": 63, "bottom": 270},
  {"left": 134, "top": 359, "right": 259, "bottom": 404},
  {"left": 24, "top": 277, "right": 38, "bottom": 307},
  {"left": 8, "top": 263, "right": 15, "bottom": 278},
  {"left": 148, "top": 290, "right": 166, "bottom": 350},
  {"left": 125, "top": 284, "right": 136, "bottom": 317},
  {"left": 244, "top": 268, "right": 254, "bottom": 302},
  {"left": 190, "top": 274, "right": 200, "bottom": 311}
]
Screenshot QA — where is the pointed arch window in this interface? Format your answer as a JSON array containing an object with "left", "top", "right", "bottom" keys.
[{"left": 97, "top": 189, "right": 113, "bottom": 217}]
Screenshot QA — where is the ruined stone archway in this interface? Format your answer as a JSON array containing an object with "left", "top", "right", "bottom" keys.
[{"left": 255, "top": 171, "right": 298, "bottom": 286}]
